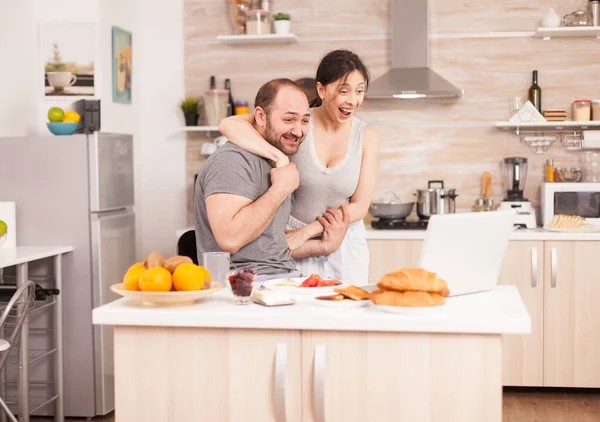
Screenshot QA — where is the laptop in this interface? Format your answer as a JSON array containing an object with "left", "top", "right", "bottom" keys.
[{"left": 418, "top": 211, "right": 516, "bottom": 297}]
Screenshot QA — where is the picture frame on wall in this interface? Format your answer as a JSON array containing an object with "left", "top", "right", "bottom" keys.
[
  {"left": 40, "top": 23, "right": 96, "bottom": 97},
  {"left": 112, "top": 26, "right": 132, "bottom": 104}
]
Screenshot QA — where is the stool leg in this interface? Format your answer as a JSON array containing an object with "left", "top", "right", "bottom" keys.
[
  {"left": 15, "top": 264, "right": 28, "bottom": 422},
  {"left": 53, "top": 255, "right": 64, "bottom": 422},
  {"left": 0, "top": 398, "right": 18, "bottom": 422}
]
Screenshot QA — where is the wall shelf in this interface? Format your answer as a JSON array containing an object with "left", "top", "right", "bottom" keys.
[
  {"left": 534, "top": 26, "right": 600, "bottom": 40},
  {"left": 216, "top": 33, "right": 299, "bottom": 45},
  {"left": 496, "top": 121, "right": 600, "bottom": 134},
  {"left": 183, "top": 126, "right": 219, "bottom": 132}
]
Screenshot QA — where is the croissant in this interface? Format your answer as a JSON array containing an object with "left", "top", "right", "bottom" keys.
[
  {"left": 370, "top": 290, "right": 446, "bottom": 307},
  {"left": 377, "top": 268, "right": 449, "bottom": 297}
]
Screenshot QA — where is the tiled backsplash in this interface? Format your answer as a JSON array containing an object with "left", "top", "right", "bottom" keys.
[{"left": 184, "top": 0, "right": 600, "bottom": 224}]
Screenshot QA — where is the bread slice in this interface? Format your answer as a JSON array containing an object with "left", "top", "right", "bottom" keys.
[
  {"left": 333, "top": 285, "right": 370, "bottom": 301},
  {"left": 316, "top": 294, "right": 345, "bottom": 301},
  {"left": 370, "top": 290, "right": 446, "bottom": 307},
  {"left": 550, "top": 214, "right": 592, "bottom": 229},
  {"left": 377, "top": 268, "right": 450, "bottom": 296}
]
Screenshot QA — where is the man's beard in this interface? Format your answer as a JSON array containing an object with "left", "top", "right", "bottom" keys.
[{"left": 264, "top": 119, "right": 301, "bottom": 156}]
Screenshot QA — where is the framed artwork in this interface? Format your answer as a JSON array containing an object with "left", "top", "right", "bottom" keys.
[
  {"left": 112, "top": 26, "right": 132, "bottom": 104},
  {"left": 40, "top": 23, "right": 95, "bottom": 97}
]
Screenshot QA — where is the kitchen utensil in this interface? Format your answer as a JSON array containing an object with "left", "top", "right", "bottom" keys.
[
  {"left": 415, "top": 180, "right": 458, "bottom": 219},
  {"left": 227, "top": 0, "right": 250, "bottom": 34},
  {"left": 498, "top": 157, "right": 537, "bottom": 228},
  {"left": 558, "top": 167, "right": 582, "bottom": 182},
  {"left": 369, "top": 192, "right": 415, "bottom": 219},
  {"left": 563, "top": 9, "right": 592, "bottom": 26},
  {"left": 542, "top": 8, "right": 562, "bottom": 27}
]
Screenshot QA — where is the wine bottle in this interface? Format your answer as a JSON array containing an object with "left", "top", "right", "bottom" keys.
[
  {"left": 528, "top": 70, "right": 542, "bottom": 113},
  {"left": 224, "top": 78, "right": 235, "bottom": 117},
  {"left": 209, "top": 75, "right": 216, "bottom": 90}
]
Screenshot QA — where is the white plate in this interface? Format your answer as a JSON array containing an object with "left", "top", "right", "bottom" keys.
[
  {"left": 544, "top": 226, "right": 600, "bottom": 233},
  {"left": 262, "top": 277, "right": 346, "bottom": 295},
  {"left": 313, "top": 297, "right": 371, "bottom": 308},
  {"left": 373, "top": 303, "right": 447, "bottom": 316}
]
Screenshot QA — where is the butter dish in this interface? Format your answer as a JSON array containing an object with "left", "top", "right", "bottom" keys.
[{"left": 251, "top": 290, "right": 295, "bottom": 307}]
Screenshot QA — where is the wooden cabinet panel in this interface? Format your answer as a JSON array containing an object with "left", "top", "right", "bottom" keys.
[
  {"left": 114, "top": 327, "right": 302, "bottom": 422},
  {"left": 300, "top": 331, "right": 501, "bottom": 422},
  {"left": 366, "top": 239, "right": 423, "bottom": 283},
  {"left": 543, "top": 241, "right": 600, "bottom": 388},
  {"left": 497, "top": 241, "right": 544, "bottom": 387}
]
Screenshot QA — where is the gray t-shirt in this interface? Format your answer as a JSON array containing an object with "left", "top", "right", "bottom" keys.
[{"left": 194, "top": 143, "right": 296, "bottom": 276}]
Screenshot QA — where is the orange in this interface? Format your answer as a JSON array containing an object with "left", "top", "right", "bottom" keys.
[
  {"left": 122, "top": 262, "right": 146, "bottom": 291},
  {"left": 172, "top": 263, "right": 210, "bottom": 291},
  {"left": 138, "top": 267, "right": 172, "bottom": 292}
]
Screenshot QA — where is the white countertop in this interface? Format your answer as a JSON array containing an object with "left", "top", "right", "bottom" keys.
[
  {"left": 92, "top": 285, "right": 530, "bottom": 335},
  {"left": 176, "top": 226, "right": 600, "bottom": 241},
  {"left": 0, "top": 246, "right": 74, "bottom": 269}
]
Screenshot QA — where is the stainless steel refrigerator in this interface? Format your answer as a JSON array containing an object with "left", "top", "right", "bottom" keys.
[{"left": 0, "top": 132, "right": 135, "bottom": 417}]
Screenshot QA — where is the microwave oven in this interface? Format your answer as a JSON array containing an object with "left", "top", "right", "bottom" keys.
[{"left": 540, "top": 182, "right": 600, "bottom": 227}]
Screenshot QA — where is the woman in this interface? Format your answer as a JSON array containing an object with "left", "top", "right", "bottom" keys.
[{"left": 218, "top": 49, "right": 379, "bottom": 285}]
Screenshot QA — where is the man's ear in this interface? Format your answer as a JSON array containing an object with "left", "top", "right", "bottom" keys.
[{"left": 253, "top": 107, "right": 267, "bottom": 128}]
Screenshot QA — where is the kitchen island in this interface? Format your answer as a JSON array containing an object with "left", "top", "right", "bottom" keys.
[{"left": 93, "top": 285, "right": 530, "bottom": 422}]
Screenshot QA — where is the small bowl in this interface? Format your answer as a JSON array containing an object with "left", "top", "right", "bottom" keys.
[
  {"left": 558, "top": 167, "right": 582, "bottom": 182},
  {"left": 47, "top": 122, "right": 79, "bottom": 136}
]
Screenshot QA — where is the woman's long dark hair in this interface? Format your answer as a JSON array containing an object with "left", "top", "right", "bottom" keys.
[{"left": 309, "top": 49, "right": 370, "bottom": 108}]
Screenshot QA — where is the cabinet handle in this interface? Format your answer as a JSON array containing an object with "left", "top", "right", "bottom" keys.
[
  {"left": 551, "top": 247, "right": 558, "bottom": 288},
  {"left": 531, "top": 247, "right": 538, "bottom": 288},
  {"left": 313, "top": 344, "right": 326, "bottom": 422},
  {"left": 274, "top": 343, "right": 287, "bottom": 422}
]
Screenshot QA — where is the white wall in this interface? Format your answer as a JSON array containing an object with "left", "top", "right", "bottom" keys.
[
  {"left": 133, "top": 0, "right": 187, "bottom": 259},
  {"left": 0, "top": 0, "right": 186, "bottom": 260}
]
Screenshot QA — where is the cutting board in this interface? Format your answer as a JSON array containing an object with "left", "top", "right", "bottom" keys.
[{"left": 0, "top": 202, "right": 16, "bottom": 248}]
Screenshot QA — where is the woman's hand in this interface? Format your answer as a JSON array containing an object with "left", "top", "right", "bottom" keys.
[
  {"left": 285, "top": 227, "right": 310, "bottom": 251},
  {"left": 274, "top": 152, "right": 290, "bottom": 168}
]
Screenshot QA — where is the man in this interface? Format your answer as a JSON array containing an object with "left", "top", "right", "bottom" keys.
[{"left": 194, "top": 78, "right": 349, "bottom": 280}]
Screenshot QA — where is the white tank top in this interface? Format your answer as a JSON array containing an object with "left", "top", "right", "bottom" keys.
[{"left": 290, "top": 109, "right": 367, "bottom": 224}]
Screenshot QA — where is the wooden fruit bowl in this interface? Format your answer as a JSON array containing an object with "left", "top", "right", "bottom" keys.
[{"left": 111, "top": 282, "right": 223, "bottom": 306}]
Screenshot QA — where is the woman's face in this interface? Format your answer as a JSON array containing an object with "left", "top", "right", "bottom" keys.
[{"left": 317, "top": 70, "right": 366, "bottom": 124}]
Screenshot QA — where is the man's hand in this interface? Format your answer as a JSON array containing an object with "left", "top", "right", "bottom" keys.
[
  {"left": 270, "top": 162, "right": 299, "bottom": 197},
  {"left": 316, "top": 204, "right": 350, "bottom": 255}
]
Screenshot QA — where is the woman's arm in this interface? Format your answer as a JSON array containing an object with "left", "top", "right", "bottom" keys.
[
  {"left": 345, "top": 125, "right": 380, "bottom": 223},
  {"left": 287, "top": 126, "right": 380, "bottom": 248},
  {"left": 218, "top": 114, "right": 289, "bottom": 167}
]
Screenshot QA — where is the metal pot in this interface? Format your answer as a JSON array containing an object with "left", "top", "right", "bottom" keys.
[
  {"left": 415, "top": 180, "right": 459, "bottom": 219},
  {"left": 369, "top": 192, "right": 415, "bottom": 219}
]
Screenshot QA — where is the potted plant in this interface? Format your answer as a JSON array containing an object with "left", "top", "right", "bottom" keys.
[
  {"left": 273, "top": 13, "right": 291, "bottom": 35},
  {"left": 180, "top": 97, "right": 199, "bottom": 126}
]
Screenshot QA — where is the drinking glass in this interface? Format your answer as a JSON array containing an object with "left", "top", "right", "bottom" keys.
[
  {"left": 509, "top": 96, "right": 525, "bottom": 119},
  {"left": 202, "top": 252, "right": 230, "bottom": 287},
  {"left": 227, "top": 267, "right": 256, "bottom": 305}
]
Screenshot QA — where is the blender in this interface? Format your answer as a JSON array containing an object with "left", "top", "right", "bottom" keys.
[{"left": 498, "top": 157, "right": 537, "bottom": 228}]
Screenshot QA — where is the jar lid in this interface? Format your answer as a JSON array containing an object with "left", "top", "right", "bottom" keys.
[
  {"left": 235, "top": 101, "right": 249, "bottom": 106},
  {"left": 573, "top": 99, "right": 592, "bottom": 104}
]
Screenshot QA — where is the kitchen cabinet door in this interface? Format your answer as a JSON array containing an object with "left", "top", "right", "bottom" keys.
[
  {"left": 366, "top": 240, "right": 423, "bottom": 283},
  {"left": 543, "top": 241, "right": 600, "bottom": 387},
  {"left": 114, "top": 327, "right": 302, "bottom": 422},
  {"left": 300, "top": 331, "right": 502, "bottom": 422},
  {"left": 497, "top": 241, "right": 545, "bottom": 387}
]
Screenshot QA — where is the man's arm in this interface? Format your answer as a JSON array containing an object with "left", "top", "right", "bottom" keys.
[
  {"left": 291, "top": 205, "right": 350, "bottom": 259},
  {"left": 205, "top": 163, "right": 299, "bottom": 254}
]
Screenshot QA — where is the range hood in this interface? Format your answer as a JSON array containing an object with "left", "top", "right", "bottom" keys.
[{"left": 366, "top": 0, "right": 463, "bottom": 99}]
